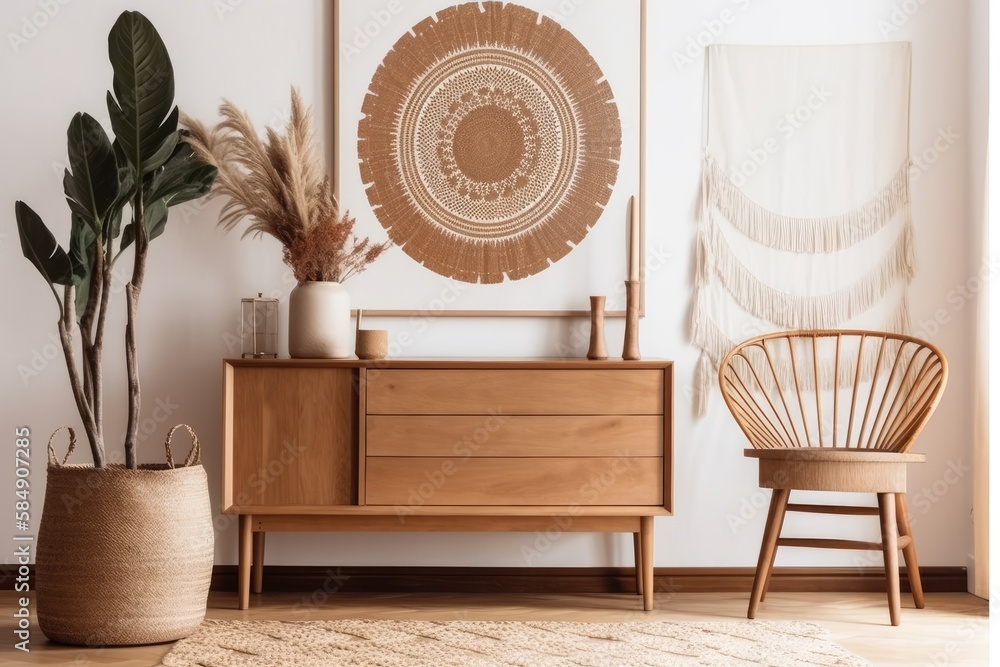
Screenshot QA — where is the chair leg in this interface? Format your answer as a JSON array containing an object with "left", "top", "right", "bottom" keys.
[
  {"left": 896, "top": 494, "right": 924, "bottom": 609},
  {"left": 760, "top": 490, "right": 789, "bottom": 603},
  {"left": 748, "top": 488, "right": 790, "bottom": 619},
  {"left": 633, "top": 532, "right": 643, "bottom": 596},
  {"left": 878, "top": 493, "right": 901, "bottom": 626}
]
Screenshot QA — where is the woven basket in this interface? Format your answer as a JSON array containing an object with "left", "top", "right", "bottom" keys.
[{"left": 36, "top": 425, "right": 214, "bottom": 646}]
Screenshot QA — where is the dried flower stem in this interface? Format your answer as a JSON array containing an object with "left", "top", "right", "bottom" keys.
[{"left": 183, "top": 88, "right": 389, "bottom": 282}]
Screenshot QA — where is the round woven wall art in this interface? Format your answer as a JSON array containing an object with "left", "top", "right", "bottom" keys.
[{"left": 358, "top": 2, "right": 622, "bottom": 284}]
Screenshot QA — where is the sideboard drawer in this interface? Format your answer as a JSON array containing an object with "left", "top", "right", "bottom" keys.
[
  {"left": 367, "top": 415, "right": 663, "bottom": 457},
  {"left": 367, "top": 369, "right": 663, "bottom": 415},
  {"left": 366, "top": 457, "right": 663, "bottom": 506}
]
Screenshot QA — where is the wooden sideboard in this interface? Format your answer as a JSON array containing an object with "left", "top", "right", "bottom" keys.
[{"left": 222, "top": 358, "right": 673, "bottom": 610}]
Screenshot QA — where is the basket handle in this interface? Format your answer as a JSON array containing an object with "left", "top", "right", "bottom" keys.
[
  {"left": 164, "top": 424, "right": 201, "bottom": 469},
  {"left": 46, "top": 427, "right": 77, "bottom": 467}
]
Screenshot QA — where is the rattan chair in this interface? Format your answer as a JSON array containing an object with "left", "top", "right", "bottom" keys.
[{"left": 719, "top": 330, "right": 947, "bottom": 626}]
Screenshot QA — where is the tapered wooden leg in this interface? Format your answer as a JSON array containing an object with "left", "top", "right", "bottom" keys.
[
  {"left": 639, "top": 516, "right": 654, "bottom": 611},
  {"left": 896, "top": 494, "right": 924, "bottom": 609},
  {"left": 252, "top": 531, "right": 266, "bottom": 594},
  {"left": 238, "top": 514, "right": 252, "bottom": 610},
  {"left": 760, "top": 490, "right": 789, "bottom": 602},
  {"left": 633, "top": 532, "right": 643, "bottom": 596},
  {"left": 748, "top": 488, "right": 790, "bottom": 619},
  {"left": 878, "top": 493, "right": 901, "bottom": 626}
]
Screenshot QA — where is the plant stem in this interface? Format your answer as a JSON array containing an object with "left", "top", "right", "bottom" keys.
[
  {"left": 123, "top": 193, "right": 146, "bottom": 470},
  {"left": 90, "top": 239, "right": 114, "bottom": 449},
  {"left": 59, "top": 286, "right": 104, "bottom": 467},
  {"left": 79, "top": 237, "right": 105, "bottom": 446}
]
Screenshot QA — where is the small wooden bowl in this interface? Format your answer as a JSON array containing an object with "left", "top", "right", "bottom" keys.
[{"left": 356, "top": 329, "right": 388, "bottom": 360}]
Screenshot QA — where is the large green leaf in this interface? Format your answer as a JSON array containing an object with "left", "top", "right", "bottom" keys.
[
  {"left": 145, "top": 142, "right": 217, "bottom": 207},
  {"left": 70, "top": 214, "right": 97, "bottom": 321},
  {"left": 15, "top": 201, "right": 74, "bottom": 287},
  {"left": 144, "top": 199, "right": 168, "bottom": 241},
  {"left": 106, "top": 11, "right": 177, "bottom": 175},
  {"left": 62, "top": 113, "right": 119, "bottom": 228},
  {"left": 104, "top": 166, "right": 135, "bottom": 240},
  {"left": 118, "top": 140, "right": 217, "bottom": 254}
]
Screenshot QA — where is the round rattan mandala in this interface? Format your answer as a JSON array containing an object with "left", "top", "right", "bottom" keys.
[{"left": 358, "top": 2, "right": 622, "bottom": 284}]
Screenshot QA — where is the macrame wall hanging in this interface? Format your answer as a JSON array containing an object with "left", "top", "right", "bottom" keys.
[
  {"left": 693, "top": 43, "right": 915, "bottom": 415},
  {"left": 358, "top": 1, "right": 622, "bottom": 284}
]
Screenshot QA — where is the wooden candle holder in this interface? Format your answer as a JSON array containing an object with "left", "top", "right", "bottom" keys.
[
  {"left": 587, "top": 296, "right": 608, "bottom": 360},
  {"left": 622, "top": 281, "right": 641, "bottom": 361}
]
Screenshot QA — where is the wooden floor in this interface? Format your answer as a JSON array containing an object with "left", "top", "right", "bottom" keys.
[{"left": 0, "top": 590, "right": 987, "bottom": 666}]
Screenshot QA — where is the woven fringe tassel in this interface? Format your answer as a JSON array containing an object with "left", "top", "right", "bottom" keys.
[
  {"left": 695, "top": 155, "right": 712, "bottom": 286},
  {"left": 695, "top": 229, "right": 710, "bottom": 286},
  {"left": 705, "top": 156, "right": 910, "bottom": 253},
  {"left": 902, "top": 206, "right": 917, "bottom": 275},
  {"left": 694, "top": 351, "right": 714, "bottom": 417},
  {"left": 889, "top": 293, "right": 913, "bottom": 334},
  {"left": 703, "top": 217, "right": 915, "bottom": 330}
]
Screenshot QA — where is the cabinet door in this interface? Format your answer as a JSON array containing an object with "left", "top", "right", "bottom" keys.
[{"left": 227, "top": 367, "right": 357, "bottom": 509}]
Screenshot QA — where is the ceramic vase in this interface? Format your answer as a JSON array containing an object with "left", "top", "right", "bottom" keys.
[{"left": 288, "top": 281, "right": 351, "bottom": 358}]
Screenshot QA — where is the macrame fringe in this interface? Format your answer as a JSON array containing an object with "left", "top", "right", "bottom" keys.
[
  {"left": 706, "top": 156, "right": 911, "bottom": 253},
  {"left": 694, "top": 351, "right": 714, "bottom": 418},
  {"left": 694, "top": 227, "right": 711, "bottom": 286},
  {"left": 704, "top": 214, "right": 915, "bottom": 330},
  {"left": 691, "top": 153, "right": 917, "bottom": 417}
]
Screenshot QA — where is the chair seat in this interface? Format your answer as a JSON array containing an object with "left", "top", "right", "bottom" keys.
[
  {"left": 745, "top": 448, "right": 926, "bottom": 463},
  {"left": 746, "top": 448, "right": 923, "bottom": 493}
]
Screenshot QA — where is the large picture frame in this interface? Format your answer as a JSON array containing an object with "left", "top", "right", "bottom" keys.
[{"left": 333, "top": 0, "right": 646, "bottom": 317}]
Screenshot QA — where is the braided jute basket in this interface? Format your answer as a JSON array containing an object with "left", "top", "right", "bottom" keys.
[{"left": 35, "top": 425, "right": 214, "bottom": 646}]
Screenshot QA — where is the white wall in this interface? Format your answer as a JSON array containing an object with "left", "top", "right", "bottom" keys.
[{"left": 1, "top": 0, "right": 978, "bottom": 572}]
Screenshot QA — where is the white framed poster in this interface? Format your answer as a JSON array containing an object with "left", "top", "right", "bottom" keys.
[{"left": 334, "top": 0, "right": 646, "bottom": 316}]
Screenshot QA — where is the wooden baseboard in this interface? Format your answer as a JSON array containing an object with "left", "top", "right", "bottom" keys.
[
  {"left": 3, "top": 565, "right": 966, "bottom": 594},
  {"left": 208, "top": 565, "right": 966, "bottom": 595}
]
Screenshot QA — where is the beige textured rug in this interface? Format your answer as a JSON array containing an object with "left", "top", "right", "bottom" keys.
[{"left": 159, "top": 619, "right": 870, "bottom": 666}]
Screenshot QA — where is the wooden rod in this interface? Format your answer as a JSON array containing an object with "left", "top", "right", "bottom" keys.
[
  {"left": 785, "top": 504, "right": 880, "bottom": 516},
  {"left": 777, "top": 538, "right": 883, "bottom": 551}
]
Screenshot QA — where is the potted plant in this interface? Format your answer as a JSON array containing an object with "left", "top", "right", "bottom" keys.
[
  {"left": 183, "top": 89, "right": 389, "bottom": 358},
  {"left": 14, "top": 11, "right": 218, "bottom": 645}
]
